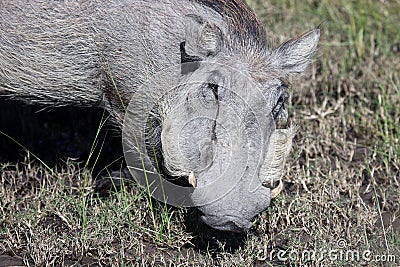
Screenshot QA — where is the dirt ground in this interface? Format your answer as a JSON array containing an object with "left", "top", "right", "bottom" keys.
[{"left": 1, "top": 0, "right": 399, "bottom": 266}]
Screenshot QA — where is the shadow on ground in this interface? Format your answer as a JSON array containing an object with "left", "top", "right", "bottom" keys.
[
  {"left": 0, "top": 98, "right": 123, "bottom": 176},
  {"left": 183, "top": 209, "right": 248, "bottom": 253}
]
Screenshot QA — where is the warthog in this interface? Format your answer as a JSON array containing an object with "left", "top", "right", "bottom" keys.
[{"left": 0, "top": 0, "right": 320, "bottom": 232}]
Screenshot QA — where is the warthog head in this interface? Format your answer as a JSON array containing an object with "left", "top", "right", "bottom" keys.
[{"left": 124, "top": 14, "right": 320, "bottom": 232}]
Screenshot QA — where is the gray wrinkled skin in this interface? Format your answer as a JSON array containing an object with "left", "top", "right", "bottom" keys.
[{"left": 0, "top": 0, "right": 320, "bottom": 232}]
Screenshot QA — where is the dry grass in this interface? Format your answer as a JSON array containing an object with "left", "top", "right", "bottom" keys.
[{"left": 1, "top": 0, "right": 400, "bottom": 266}]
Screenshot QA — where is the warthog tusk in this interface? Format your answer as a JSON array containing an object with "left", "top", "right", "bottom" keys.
[
  {"left": 271, "top": 180, "right": 283, "bottom": 199},
  {"left": 188, "top": 171, "right": 196, "bottom": 187}
]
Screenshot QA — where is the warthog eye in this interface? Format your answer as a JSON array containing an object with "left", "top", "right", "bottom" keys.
[
  {"left": 272, "top": 86, "right": 289, "bottom": 121},
  {"left": 200, "top": 82, "right": 219, "bottom": 105},
  {"left": 208, "top": 82, "right": 219, "bottom": 100}
]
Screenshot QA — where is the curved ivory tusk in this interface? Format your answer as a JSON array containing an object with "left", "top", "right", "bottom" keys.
[
  {"left": 188, "top": 171, "right": 196, "bottom": 188},
  {"left": 271, "top": 180, "right": 283, "bottom": 199}
]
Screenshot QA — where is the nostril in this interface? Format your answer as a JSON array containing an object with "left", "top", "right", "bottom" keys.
[
  {"left": 229, "top": 220, "right": 252, "bottom": 233},
  {"left": 201, "top": 215, "right": 252, "bottom": 233}
]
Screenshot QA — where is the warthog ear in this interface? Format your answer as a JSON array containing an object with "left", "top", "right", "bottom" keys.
[
  {"left": 271, "top": 28, "right": 320, "bottom": 74},
  {"left": 184, "top": 15, "right": 223, "bottom": 58}
]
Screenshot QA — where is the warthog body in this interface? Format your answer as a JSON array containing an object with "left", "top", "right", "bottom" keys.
[{"left": 0, "top": 0, "right": 319, "bottom": 232}]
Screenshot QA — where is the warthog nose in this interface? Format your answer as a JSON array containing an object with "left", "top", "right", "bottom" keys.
[{"left": 201, "top": 215, "right": 252, "bottom": 233}]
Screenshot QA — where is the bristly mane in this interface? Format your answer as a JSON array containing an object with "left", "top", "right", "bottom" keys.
[{"left": 194, "top": 0, "right": 267, "bottom": 48}]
